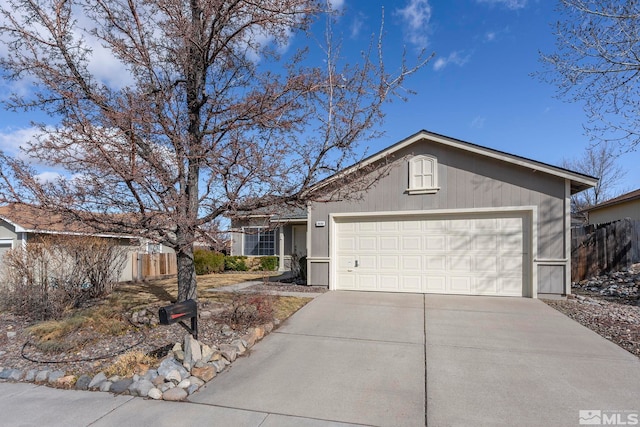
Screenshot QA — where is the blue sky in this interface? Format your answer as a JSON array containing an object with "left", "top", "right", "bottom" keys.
[{"left": 0, "top": 0, "right": 636, "bottom": 194}]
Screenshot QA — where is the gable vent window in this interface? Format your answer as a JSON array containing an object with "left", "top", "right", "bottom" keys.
[{"left": 408, "top": 155, "right": 440, "bottom": 194}]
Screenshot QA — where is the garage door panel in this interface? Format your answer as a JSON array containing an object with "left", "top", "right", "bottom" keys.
[
  {"left": 425, "top": 255, "right": 446, "bottom": 270},
  {"left": 379, "top": 275, "right": 399, "bottom": 290},
  {"left": 338, "top": 237, "right": 356, "bottom": 251},
  {"left": 356, "top": 274, "right": 377, "bottom": 290},
  {"left": 380, "top": 236, "right": 399, "bottom": 251},
  {"left": 425, "top": 235, "right": 446, "bottom": 250},
  {"left": 358, "top": 236, "right": 377, "bottom": 251},
  {"left": 359, "top": 255, "right": 377, "bottom": 269},
  {"left": 425, "top": 276, "right": 446, "bottom": 292},
  {"left": 402, "top": 236, "right": 421, "bottom": 250},
  {"left": 402, "top": 255, "right": 421, "bottom": 270},
  {"left": 475, "top": 256, "right": 498, "bottom": 272},
  {"left": 380, "top": 256, "right": 399, "bottom": 270},
  {"left": 335, "top": 213, "right": 528, "bottom": 297},
  {"left": 400, "top": 276, "right": 422, "bottom": 291},
  {"left": 449, "top": 255, "right": 472, "bottom": 272},
  {"left": 449, "top": 277, "right": 472, "bottom": 293}
]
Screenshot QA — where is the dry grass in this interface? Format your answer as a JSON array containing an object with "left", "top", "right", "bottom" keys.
[
  {"left": 104, "top": 351, "right": 158, "bottom": 378},
  {"left": 114, "top": 272, "right": 273, "bottom": 310},
  {"left": 25, "top": 272, "right": 306, "bottom": 354}
]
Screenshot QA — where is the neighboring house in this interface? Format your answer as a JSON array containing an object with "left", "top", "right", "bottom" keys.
[
  {"left": 584, "top": 188, "right": 640, "bottom": 225},
  {"left": 232, "top": 130, "right": 597, "bottom": 298},
  {"left": 0, "top": 203, "right": 172, "bottom": 282}
]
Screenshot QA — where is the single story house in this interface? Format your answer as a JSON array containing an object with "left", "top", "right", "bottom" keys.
[
  {"left": 232, "top": 130, "right": 598, "bottom": 297},
  {"left": 585, "top": 188, "right": 640, "bottom": 225},
  {"left": 0, "top": 203, "right": 173, "bottom": 282}
]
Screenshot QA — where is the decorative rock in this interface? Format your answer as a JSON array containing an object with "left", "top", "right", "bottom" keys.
[
  {"left": 200, "top": 344, "right": 214, "bottom": 363},
  {"left": 35, "top": 371, "right": 49, "bottom": 383},
  {"left": 254, "top": 326, "right": 265, "bottom": 340},
  {"left": 187, "top": 384, "right": 200, "bottom": 395},
  {"left": 174, "top": 350, "right": 185, "bottom": 362},
  {"left": 218, "top": 344, "right": 237, "bottom": 362},
  {"left": 164, "top": 369, "right": 182, "bottom": 383},
  {"left": 188, "top": 376, "right": 205, "bottom": 388},
  {"left": 99, "top": 381, "right": 113, "bottom": 392},
  {"left": 157, "top": 358, "right": 189, "bottom": 381},
  {"left": 231, "top": 339, "right": 246, "bottom": 355},
  {"left": 199, "top": 310, "right": 212, "bottom": 319},
  {"left": 129, "top": 379, "right": 154, "bottom": 397},
  {"left": 6, "top": 331, "right": 16, "bottom": 339},
  {"left": 89, "top": 372, "right": 108, "bottom": 390},
  {"left": 162, "top": 387, "right": 188, "bottom": 401},
  {"left": 48, "top": 371, "right": 65, "bottom": 384},
  {"left": 143, "top": 369, "right": 158, "bottom": 381},
  {"left": 191, "top": 366, "right": 216, "bottom": 382},
  {"left": 151, "top": 375, "right": 166, "bottom": 387},
  {"left": 56, "top": 375, "right": 76, "bottom": 387},
  {"left": 160, "top": 382, "right": 175, "bottom": 392},
  {"left": 209, "top": 351, "right": 221, "bottom": 361},
  {"left": 193, "top": 360, "right": 207, "bottom": 369},
  {"left": 25, "top": 370, "right": 38, "bottom": 382},
  {"left": 263, "top": 322, "right": 274, "bottom": 334},
  {"left": 172, "top": 342, "right": 182, "bottom": 352},
  {"left": 211, "top": 360, "right": 226, "bottom": 373},
  {"left": 0, "top": 368, "right": 12, "bottom": 380},
  {"left": 177, "top": 379, "right": 191, "bottom": 389},
  {"left": 221, "top": 324, "right": 234, "bottom": 336},
  {"left": 184, "top": 335, "right": 202, "bottom": 370},
  {"left": 110, "top": 378, "right": 134, "bottom": 394},
  {"left": 108, "top": 375, "right": 121, "bottom": 383},
  {"left": 75, "top": 374, "right": 92, "bottom": 390},
  {"left": 147, "top": 387, "right": 163, "bottom": 400}
]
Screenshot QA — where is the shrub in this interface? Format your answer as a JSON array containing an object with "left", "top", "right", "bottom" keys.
[
  {"left": 224, "top": 255, "right": 248, "bottom": 271},
  {"left": 0, "top": 235, "right": 128, "bottom": 320},
  {"left": 259, "top": 256, "right": 278, "bottom": 271},
  {"left": 222, "top": 293, "right": 275, "bottom": 328},
  {"left": 299, "top": 256, "right": 307, "bottom": 280},
  {"left": 194, "top": 250, "right": 224, "bottom": 275}
]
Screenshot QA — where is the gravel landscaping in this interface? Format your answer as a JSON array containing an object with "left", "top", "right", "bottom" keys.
[{"left": 543, "top": 265, "right": 640, "bottom": 358}]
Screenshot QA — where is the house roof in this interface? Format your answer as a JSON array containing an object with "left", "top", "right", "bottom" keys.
[
  {"left": 584, "top": 188, "right": 640, "bottom": 212},
  {"left": 310, "top": 130, "right": 598, "bottom": 195},
  {"left": 0, "top": 203, "right": 134, "bottom": 239}
]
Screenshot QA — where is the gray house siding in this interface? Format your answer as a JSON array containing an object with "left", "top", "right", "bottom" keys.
[{"left": 308, "top": 140, "right": 570, "bottom": 294}]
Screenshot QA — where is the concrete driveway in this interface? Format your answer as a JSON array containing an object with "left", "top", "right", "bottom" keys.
[
  {"left": 0, "top": 291, "right": 638, "bottom": 426},
  {"left": 191, "top": 291, "right": 640, "bottom": 426}
]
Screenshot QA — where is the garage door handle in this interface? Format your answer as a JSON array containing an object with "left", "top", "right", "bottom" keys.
[{"left": 355, "top": 260, "right": 359, "bottom": 267}]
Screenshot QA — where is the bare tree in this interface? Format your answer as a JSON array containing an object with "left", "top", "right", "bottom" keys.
[
  {"left": 540, "top": 0, "right": 640, "bottom": 149},
  {"left": 0, "top": 1, "right": 429, "bottom": 301},
  {"left": 562, "top": 142, "right": 627, "bottom": 219}
]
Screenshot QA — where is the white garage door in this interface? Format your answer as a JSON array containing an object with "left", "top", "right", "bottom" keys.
[{"left": 335, "top": 214, "right": 528, "bottom": 296}]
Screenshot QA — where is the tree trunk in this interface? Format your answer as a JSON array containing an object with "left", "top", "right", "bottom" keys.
[{"left": 176, "top": 245, "right": 197, "bottom": 302}]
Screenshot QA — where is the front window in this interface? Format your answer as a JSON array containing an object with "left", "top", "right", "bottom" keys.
[{"left": 243, "top": 227, "right": 276, "bottom": 256}]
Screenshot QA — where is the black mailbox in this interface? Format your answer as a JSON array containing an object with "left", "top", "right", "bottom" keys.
[{"left": 158, "top": 299, "right": 198, "bottom": 339}]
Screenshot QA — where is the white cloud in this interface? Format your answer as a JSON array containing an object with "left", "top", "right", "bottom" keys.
[
  {"left": 0, "top": 127, "right": 39, "bottom": 155},
  {"left": 471, "top": 116, "right": 486, "bottom": 129},
  {"left": 327, "top": 0, "right": 345, "bottom": 11},
  {"left": 485, "top": 31, "right": 496, "bottom": 42},
  {"left": 350, "top": 14, "right": 364, "bottom": 38},
  {"left": 433, "top": 51, "right": 470, "bottom": 71},
  {"left": 476, "top": 0, "right": 527, "bottom": 10},
  {"left": 34, "top": 171, "right": 63, "bottom": 184},
  {"left": 396, "top": 0, "right": 432, "bottom": 48}
]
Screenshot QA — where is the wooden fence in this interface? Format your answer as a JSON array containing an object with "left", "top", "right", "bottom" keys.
[
  {"left": 132, "top": 253, "right": 177, "bottom": 281},
  {"left": 571, "top": 218, "right": 640, "bottom": 281}
]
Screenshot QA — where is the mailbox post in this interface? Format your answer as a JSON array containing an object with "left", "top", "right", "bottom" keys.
[{"left": 158, "top": 299, "right": 198, "bottom": 340}]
